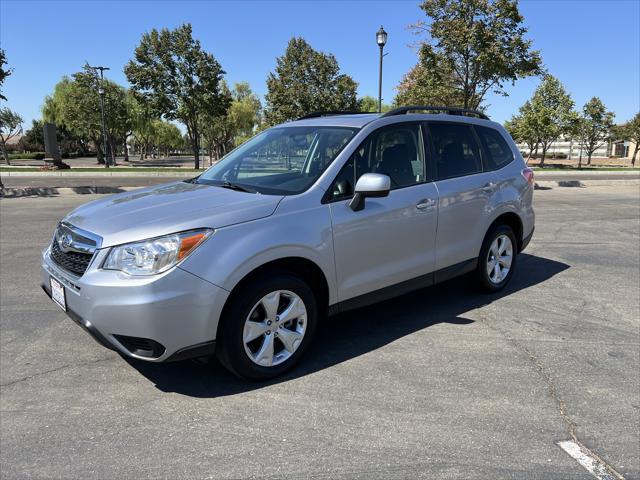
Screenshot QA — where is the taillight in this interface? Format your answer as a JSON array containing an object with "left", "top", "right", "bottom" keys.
[{"left": 521, "top": 167, "right": 534, "bottom": 185}]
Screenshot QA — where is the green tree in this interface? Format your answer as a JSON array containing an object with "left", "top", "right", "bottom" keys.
[
  {"left": 395, "top": 57, "right": 464, "bottom": 107},
  {"left": 0, "top": 49, "right": 12, "bottom": 101},
  {"left": 125, "top": 23, "right": 229, "bottom": 169},
  {"left": 615, "top": 113, "right": 640, "bottom": 167},
  {"left": 504, "top": 105, "right": 539, "bottom": 161},
  {"left": 201, "top": 81, "right": 262, "bottom": 163},
  {"left": 128, "top": 92, "right": 158, "bottom": 161},
  {"left": 43, "top": 66, "right": 129, "bottom": 164},
  {"left": 0, "top": 107, "right": 23, "bottom": 164},
  {"left": 265, "top": 37, "right": 358, "bottom": 124},
  {"left": 575, "top": 97, "right": 615, "bottom": 168},
  {"left": 517, "top": 75, "right": 577, "bottom": 166},
  {"left": 359, "top": 95, "right": 391, "bottom": 113},
  {"left": 151, "top": 120, "right": 183, "bottom": 158},
  {"left": 21, "top": 119, "right": 45, "bottom": 152},
  {"left": 405, "top": 0, "right": 542, "bottom": 109}
]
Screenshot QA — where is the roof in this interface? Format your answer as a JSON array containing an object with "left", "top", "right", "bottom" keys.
[
  {"left": 281, "top": 112, "right": 500, "bottom": 130},
  {"left": 283, "top": 114, "right": 380, "bottom": 128}
]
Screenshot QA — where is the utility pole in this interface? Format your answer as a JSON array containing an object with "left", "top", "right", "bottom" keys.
[{"left": 88, "top": 65, "right": 110, "bottom": 168}]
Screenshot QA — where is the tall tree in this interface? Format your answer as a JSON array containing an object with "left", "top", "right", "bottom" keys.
[
  {"left": 576, "top": 97, "right": 615, "bottom": 168},
  {"left": 615, "top": 113, "right": 640, "bottom": 167},
  {"left": 504, "top": 105, "right": 538, "bottom": 161},
  {"left": 0, "top": 107, "right": 23, "bottom": 164},
  {"left": 405, "top": 0, "right": 542, "bottom": 109},
  {"left": 21, "top": 119, "right": 45, "bottom": 152},
  {"left": 265, "top": 37, "right": 358, "bottom": 124},
  {"left": 201, "top": 81, "right": 262, "bottom": 163},
  {"left": 0, "top": 49, "right": 12, "bottom": 101},
  {"left": 395, "top": 56, "right": 464, "bottom": 107},
  {"left": 517, "top": 75, "right": 577, "bottom": 166},
  {"left": 43, "top": 66, "right": 128, "bottom": 164},
  {"left": 125, "top": 23, "right": 229, "bottom": 169},
  {"left": 151, "top": 120, "right": 183, "bottom": 158}
]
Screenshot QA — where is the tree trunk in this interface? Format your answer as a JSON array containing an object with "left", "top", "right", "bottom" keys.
[
  {"left": 96, "top": 142, "right": 105, "bottom": 164},
  {"left": 587, "top": 152, "right": 592, "bottom": 166},
  {"left": 192, "top": 131, "right": 200, "bottom": 169},
  {"left": 108, "top": 136, "right": 116, "bottom": 166},
  {"left": 632, "top": 145, "right": 638, "bottom": 167},
  {"left": 123, "top": 139, "right": 129, "bottom": 162},
  {"left": 578, "top": 151, "right": 582, "bottom": 169},
  {"left": 539, "top": 146, "right": 547, "bottom": 167},
  {"left": 1, "top": 142, "right": 10, "bottom": 165}
]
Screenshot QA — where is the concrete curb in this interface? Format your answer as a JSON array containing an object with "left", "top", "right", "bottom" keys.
[
  {"left": 1, "top": 186, "right": 139, "bottom": 198},
  {"left": 535, "top": 179, "right": 640, "bottom": 188}
]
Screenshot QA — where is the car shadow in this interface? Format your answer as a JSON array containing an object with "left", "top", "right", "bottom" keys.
[{"left": 125, "top": 253, "right": 569, "bottom": 397}]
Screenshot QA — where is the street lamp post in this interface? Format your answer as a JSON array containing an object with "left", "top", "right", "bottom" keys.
[
  {"left": 376, "top": 26, "right": 388, "bottom": 113},
  {"left": 88, "top": 65, "right": 110, "bottom": 168}
]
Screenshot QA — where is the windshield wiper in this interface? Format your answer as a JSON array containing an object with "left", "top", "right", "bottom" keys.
[{"left": 216, "top": 180, "right": 257, "bottom": 194}]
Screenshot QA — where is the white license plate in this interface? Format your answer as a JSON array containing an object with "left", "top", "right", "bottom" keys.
[{"left": 50, "top": 276, "right": 66, "bottom": 311}]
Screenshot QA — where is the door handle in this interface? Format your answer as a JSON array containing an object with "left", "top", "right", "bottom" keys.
[
  {"left": 482, "top": 182, "right": 497, "bottom": 193},
  {"left": 416, "top": 198, "right": 436, "bottom": 211}
]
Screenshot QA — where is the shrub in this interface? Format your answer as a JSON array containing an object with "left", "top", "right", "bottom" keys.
[{"left": 8, "top": 152, "right": 46, "bottom": 160}]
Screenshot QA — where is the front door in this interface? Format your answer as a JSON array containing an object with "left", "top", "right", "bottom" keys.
[{"left": 327, "top": 123, "right": 439, "bottom": 302}]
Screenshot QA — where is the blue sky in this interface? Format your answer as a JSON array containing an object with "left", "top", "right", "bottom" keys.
[{"left": 1, "top": 0, "right": 639, "bottom": 128}]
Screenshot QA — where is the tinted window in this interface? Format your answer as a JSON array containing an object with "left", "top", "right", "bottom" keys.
[
  {"left": 429, "top": 123, "right": 482, "bottom": 180},
  {"left": 476, "top": 126, "right": 514, "bottom": 170},
  {"left": 330, "top": 124, "right": 425, "bottom": 200}
]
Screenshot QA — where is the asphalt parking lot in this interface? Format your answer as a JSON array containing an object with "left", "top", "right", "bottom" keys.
[{"left": 1, "top": 185, "right": 639, "bottom": 479}]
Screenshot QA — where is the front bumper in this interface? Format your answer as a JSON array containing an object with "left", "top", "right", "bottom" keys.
[{"left": 41, "top": 247, "right": 229, "bottom": 362}]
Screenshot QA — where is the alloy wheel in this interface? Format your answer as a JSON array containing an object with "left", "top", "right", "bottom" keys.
[
  {"left": 486, "top": 234, "right": 513, "bottom": 284},
  {"left": 242, "top": 290, "right": 307, "bottom": 367}
]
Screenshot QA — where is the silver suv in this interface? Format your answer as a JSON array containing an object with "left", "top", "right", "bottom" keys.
[{"left": 42, "top": 106, "right": 535, "bottom": 380}]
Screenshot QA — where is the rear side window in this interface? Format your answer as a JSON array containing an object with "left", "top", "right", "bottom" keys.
[
  {"left": 476, "top": 126, "right": 514, "bottom": 170},
  {"left": 429, "top": 123, "right": 482, "bottom": 180}
]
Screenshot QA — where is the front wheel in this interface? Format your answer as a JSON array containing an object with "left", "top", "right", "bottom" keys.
[
  {"left": 475, "top": 224, "right": 517, "bottom": 293},
  {"left": 216, "top": 272, "right": 317, "bottom": 380}
]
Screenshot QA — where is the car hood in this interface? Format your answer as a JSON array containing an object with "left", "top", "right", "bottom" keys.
[{"left": 63, "top": 181, "right": 284, "bottom": 247}]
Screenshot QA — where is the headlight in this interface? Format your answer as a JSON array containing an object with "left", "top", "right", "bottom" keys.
[{"left": 103, "top": 229, "right": 213, "bottom": 276}]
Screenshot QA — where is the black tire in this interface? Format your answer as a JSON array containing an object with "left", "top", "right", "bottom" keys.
[
  {"left": 475, "top": 224, "right": 518, "bottom": 293},
  {"left": 216, "top": 271, "right": 317, "bottom": 381}
]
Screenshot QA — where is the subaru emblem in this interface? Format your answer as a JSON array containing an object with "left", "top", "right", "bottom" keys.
[{"left": 58, "top": 232, "right": 73, "bottom": 252}]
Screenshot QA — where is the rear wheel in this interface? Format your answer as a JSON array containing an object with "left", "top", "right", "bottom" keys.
[
  {"left": 475, "top": 224, "right": 517, "bottom": 293},
  {"left": 216, "top": 272, "right": 317, "bottom": 380}
]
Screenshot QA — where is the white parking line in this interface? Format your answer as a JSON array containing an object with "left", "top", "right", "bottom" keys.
[{"left": 557, "top": 440, "right": 625, "bottom": 480}]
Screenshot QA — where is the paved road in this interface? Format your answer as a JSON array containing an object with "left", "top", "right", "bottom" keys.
[{"left": 1, "top": 186, "right": 638, "bottom": 479}]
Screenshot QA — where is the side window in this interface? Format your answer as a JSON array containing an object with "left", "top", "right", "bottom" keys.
[
  {"left": 475, "top": 126, "right": 514, "bottom": 170},
  {"left": 429, "top": 123, "right": 482, "bottom": 180},
  {"left": 330, "top": 124, "right": 425, "bottom": 200}
]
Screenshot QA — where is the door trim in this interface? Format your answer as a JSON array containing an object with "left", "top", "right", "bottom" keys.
[{"left": 328, "top": 257, "right": 477, "bottom": 315}]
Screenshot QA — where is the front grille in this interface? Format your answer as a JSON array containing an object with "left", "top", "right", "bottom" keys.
[
  {"left": 50, "top": 238, "right": 93, "bottom": 276},
  {"left": 113, "top": 335, "right": 166, "bottom": 359}
]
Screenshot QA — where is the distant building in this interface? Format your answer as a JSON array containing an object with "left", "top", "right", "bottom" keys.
[{"left": 515, "top": 137, "right": 610, "bottom": 159}]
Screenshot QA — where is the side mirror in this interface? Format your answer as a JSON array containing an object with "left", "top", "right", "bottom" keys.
[{"left": 349, "top": 173, "right": 391, "bottom": 212}]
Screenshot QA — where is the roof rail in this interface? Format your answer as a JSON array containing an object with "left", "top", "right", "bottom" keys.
[
  {"left": 381, "top": 105, "right": 490, "bottom": 120},
  {"left": 297, "top": 111, "right": 377, "bottom": 120}
]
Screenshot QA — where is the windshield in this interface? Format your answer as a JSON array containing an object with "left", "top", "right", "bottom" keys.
[{"left": 196, "top": 126, "right": 358, "bottom": 195}]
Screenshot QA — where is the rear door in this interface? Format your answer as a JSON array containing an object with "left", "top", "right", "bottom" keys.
[
  {"left": 426, "top": 122, "right": 494, "bottom": 270},
  {"left": 328, "top": 122, "right": 439, "bottom": 301}
]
